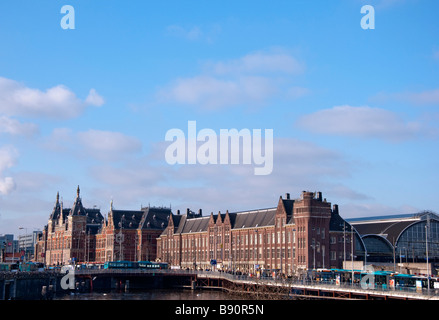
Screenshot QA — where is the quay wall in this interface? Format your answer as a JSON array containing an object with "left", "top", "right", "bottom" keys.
[{"left": 0, "top": 272, "right": 61, "bottom": 300}]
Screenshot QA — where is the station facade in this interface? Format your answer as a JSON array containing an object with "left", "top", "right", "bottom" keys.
[
  {"left": 157, "top": 191, "right": 355, "bottom": 276},
  {"left": 35, "top": 187, "right": 439, "bottom": 276},
  {"left": 35, "top": 186, "right": 171, "bottom": 266}
]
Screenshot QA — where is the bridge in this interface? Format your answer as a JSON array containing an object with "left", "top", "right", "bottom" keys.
[{"left": 72, "top": 269, "right": 439, "bottom": 300}]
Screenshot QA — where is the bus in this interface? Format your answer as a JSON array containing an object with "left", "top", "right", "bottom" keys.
[
  {"left": 19, "top": 262, "right": 45, "bottom": 272},
  {"left": 0, "top": 262, "right": 19, "bottom": 272},
  {"left": 103, "top": 261, "right": 138, "bottom": 269},
  {"left": 138, "top": 261, "right": 168, "bottom": 269},
  {"left": 103, "top": 261, "right": 168, "bottom": 270}
]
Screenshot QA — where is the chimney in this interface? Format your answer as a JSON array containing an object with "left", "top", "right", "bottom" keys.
[
  {"left": 285, "top": 193, "right": 290, "bottom": 200},
  {"left": 316, "top": 192, "right": 322, "bottom": 201},
  {"left": 198, "top": 209, "right": 202, "bottom": 216},
  {"left": 177, "top": 209, "right": 180, "bottom": 215},
  {"left": 332, "top": 204, "right": 339, "bottom": 215}
]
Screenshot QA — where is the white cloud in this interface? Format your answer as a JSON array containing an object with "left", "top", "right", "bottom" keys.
[
  {"left": 296, "top": 105, "right": 421, "bottom": 141},
  {"left": 210, "top": 51, "right": 304, "bottom": 75},
  {"left": 342, "top": 202, "right": 419, "bottom": 219},
  {"left": 0, "top": 145, "right": 18, "bottom": 195},
  {"left": 87, "top": 137, "right": 356, "bottom": 212},
  {"left": 45, "top": 128, "right": 142, "bottom": 161},
  {"left": 78, "top": 129, "right": 142, "bottom": 157},
  {"left": 157, "top": 50, "right": 306, "bottom": 110},
  {"left": 0, "top": 116, "right": 39, "bottom": 136},
  {"left": 0, "top": 76, "right": 104, "bottom": 119},
  {"left": 166, "top": 25, "right": 203, "bottom": 41},
  {"left": 286, "top": 86, "right": 310, "bottom": 99},
  {"left": 373, "top": 88, "right": 439, "bottom": 106},
  {"left": 405, "top": 89, "right": 439, "bottom": 105},
  {"left": 159, "top": 75, "right": 277, "bottom": 110},
  {"left": 165, "top": 24, "right": 221, "bottom": 43},
  {"left": 85, "top": 88, "right": 105, "bottom": 107}
]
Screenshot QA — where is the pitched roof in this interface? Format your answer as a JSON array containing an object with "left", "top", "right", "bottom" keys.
[
  {"left": 109, "top": 207, "right": 172, "bottom": 231},
  {"left": 231, "top": 208, "right": 276, "bottom": 229},
  {"left": 178, "top": 216, "right": 210, "bottom": 234},
  {"left": 329, "top": 211, "right": 354, "bottom": 232},
  {"left": 139, "top": 207, "right": 172, "bottom": 230},
  {"left": 49, "top": 189, "right": 104, "bottom": 229},
  {"left": 111, "top": 209, "right": 144, "bottom": 230}
]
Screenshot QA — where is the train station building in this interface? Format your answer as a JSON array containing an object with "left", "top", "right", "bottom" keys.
[
  {"left": 35, "top": 186, "right": 171, "bottom": 266},
  {"left": 157, "top": 191, "right": 356, "bottom": 276},
  {"left": 34, "top": 187, "right": 439, "bottom": 277},
  {"left": 347, "top": 212, "right": 439, "bottom": 275}
]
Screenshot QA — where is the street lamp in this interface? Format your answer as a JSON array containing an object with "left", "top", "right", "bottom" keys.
[
  {"left": 425, "top": 216, "right": 430, "bottom": 292},
  {"left": 310, "top": 243, "right": 317, "bottom": 270},
  {"left": 19, "top": 227, "right": 28, "bottom": 262}
]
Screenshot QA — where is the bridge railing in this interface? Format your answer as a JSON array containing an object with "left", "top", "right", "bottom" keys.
[{"left": 71, "top": 268, "right": 438, "bottom": 298}]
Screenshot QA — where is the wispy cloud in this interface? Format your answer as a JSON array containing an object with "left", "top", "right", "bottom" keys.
[
  {"left": 165, "top": 24, "right": 221, "bottom": 43},
  {"left": 158, "top": 75, "right": 278, "bottom": 110},
  {"left": 87, "top": 137, "right": 358, "bottom": 212},
  {"left": 296, "top": 105, "right": 422, "bottom": 142},
  {"left": 77, "top": 129, "right": 142, "bottom": 159},
  {"left": 166, "top": 25, "right": 203, "bottom": 41},
  {"left": 44, "top": 128, "right": 142, "bottom": 161},
  {"left": 0, "top": 116, "right": 38, "bottom": 136},
  {"left": 0, "top": 77, "right": 104, "bottom": 119},
  {"left": 373, "top": 88, "right": 439, "bottom": 106},
  {"left": 207, "top": 51, "right": 304, "bottom": 75},
  {"left": 0, "top": 145, "right": 18, "bottom": 195},
  {"left": 156, "top": 49, "right": 307, "bottom": 110}
]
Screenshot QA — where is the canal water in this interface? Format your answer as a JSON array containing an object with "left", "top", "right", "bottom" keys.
[{"left": 55, "top": 288, "right": 239, "bottom": 300}]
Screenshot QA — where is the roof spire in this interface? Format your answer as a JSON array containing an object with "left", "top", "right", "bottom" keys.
[{"left": 77, "top": 185, "right": 80, "bottom": 197}]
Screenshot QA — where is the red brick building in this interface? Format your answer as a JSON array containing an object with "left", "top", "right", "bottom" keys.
[
  {"left": 157, "top": 191, "right": 355, "bottom": 276},
  {"left": 95, "top": 203, "right": 171, "bottom": 263},
  {"left": 36, "top": 187, "right": 103, "bottom": 265},
  {"left": 35, "top": 187, "right": 171, "bottom": 266}
]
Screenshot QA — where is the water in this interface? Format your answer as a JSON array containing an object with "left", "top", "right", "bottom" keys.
[{"left": 55, "top": 288, "right": 236, "bottom": 300}]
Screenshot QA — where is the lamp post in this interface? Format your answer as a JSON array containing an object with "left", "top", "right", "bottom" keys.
[
  {"left": 19, "top": 227, "right": 28, "bottom": 262},
  {"left": 310, "top": 243, "right": 316, "bottom": 270},
  {"left": 425, "top": 216, "right": 430, "bottom": 292},
  {"left": 351, "top": 228, "right": 354, "bottom": 286}
]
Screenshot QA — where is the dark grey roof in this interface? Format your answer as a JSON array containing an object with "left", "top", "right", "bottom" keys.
[
  {"left": 111, "top": 210, "right": 144, "bottom": 230},
  {"left": 167, "top": 203, "right": 305, "bottom": 236},
  {"left": 49, "top": 189, "right": 104, "bottom": 229},
  {"left": 179, "top": 216, "right": 210, "bottom": 234},
  {"left": 231, "top": 208, "right": 276, "bottom": 229},
  {"left": 329, "top": 211, "right": 353, "bottom": 233},
  {"left": 139, "top": 207, "right": 172, "bottom": 230},
  {"left": 109, "top": 207, "right": 171, "bottom": 231}
]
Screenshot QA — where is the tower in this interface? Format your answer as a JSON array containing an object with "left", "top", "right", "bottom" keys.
[{"left": 293, "top": 191, "right": 331, "bottom": 270}]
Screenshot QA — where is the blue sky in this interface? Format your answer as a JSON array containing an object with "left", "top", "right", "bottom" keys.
[{"left": 0, "top": 0, "right": 438, "bottom": 236}]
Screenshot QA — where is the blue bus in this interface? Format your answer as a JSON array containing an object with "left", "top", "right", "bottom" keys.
[
  {"left": 103, "top": 261, "right": 168, "bottom": 270},
  {"left": 103, "top": 261, "right": 138, "bottom": 269}
]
